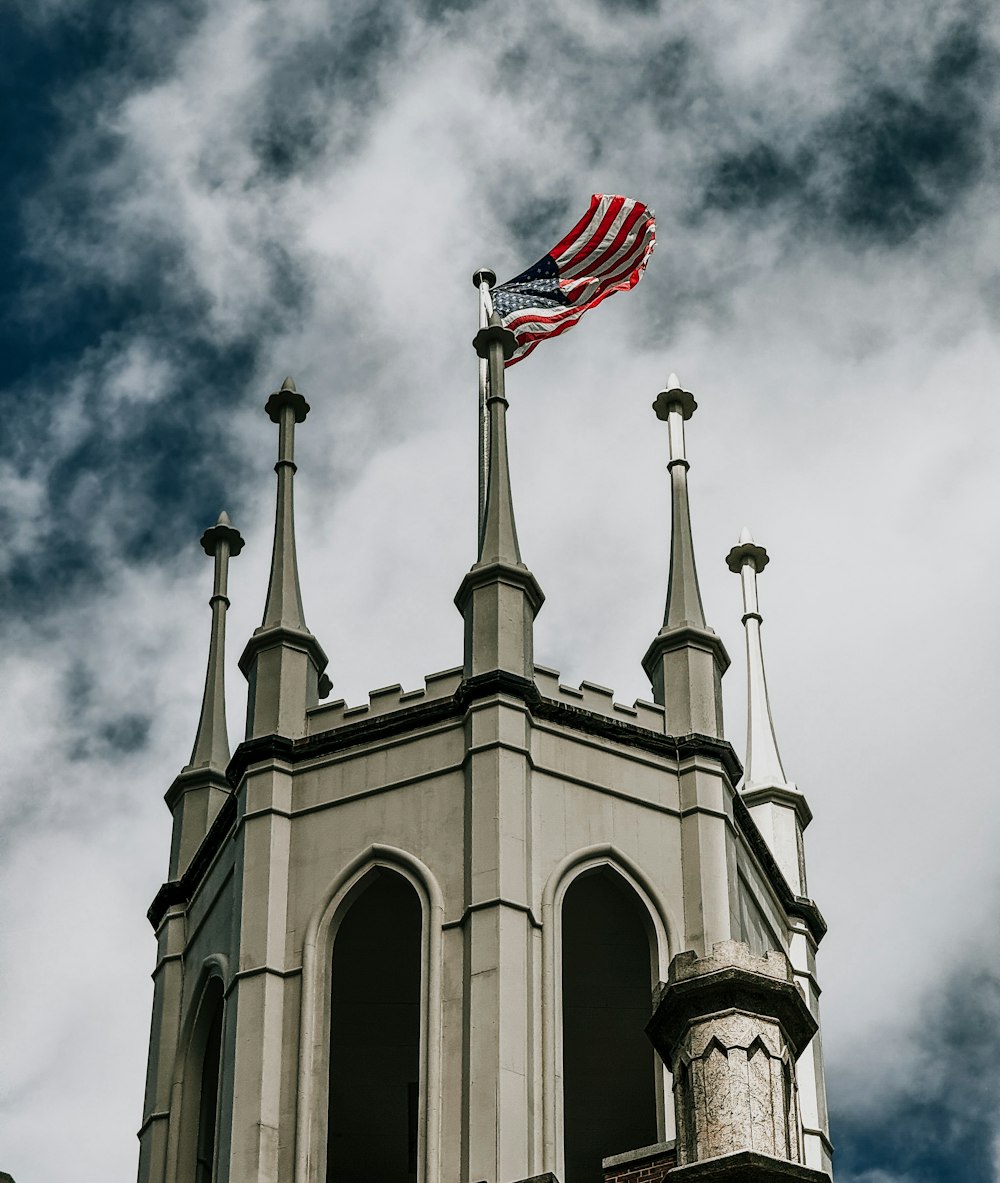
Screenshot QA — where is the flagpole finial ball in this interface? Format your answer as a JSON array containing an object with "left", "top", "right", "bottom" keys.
[
  {"left": 473, "top": 268, "right": 497, "bottom": 289},
  {"left": 653, "top": 383, "right": 697, "bottom": 421}
]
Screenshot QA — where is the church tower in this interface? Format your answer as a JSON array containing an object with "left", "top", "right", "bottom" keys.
[{"left": 137, "top": 308, "right": 833, "bottom": 1183}]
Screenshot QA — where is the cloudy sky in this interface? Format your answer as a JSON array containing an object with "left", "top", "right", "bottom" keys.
[{"left": 2, "top": 1, "right": 999, "bottom": 1180}]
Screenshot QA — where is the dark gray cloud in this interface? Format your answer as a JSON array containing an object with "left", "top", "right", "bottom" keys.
[
  {"left": 832, "top": 950, "right": 1000, "bottom": 1181},
  {"left": 698, "top": 16, "right": 995, "bottom": 245}
]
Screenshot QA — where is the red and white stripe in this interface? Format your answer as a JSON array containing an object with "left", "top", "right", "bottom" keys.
[{"left": 500, "top": 194, "right": 655, "bottom": 365}]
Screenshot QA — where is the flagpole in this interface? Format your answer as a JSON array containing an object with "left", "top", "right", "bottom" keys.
[{"left": 473, "top": 268, "right": 496, "bottom": 545}]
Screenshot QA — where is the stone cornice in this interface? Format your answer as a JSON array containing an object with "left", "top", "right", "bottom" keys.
[
  {"left": 163, "top": 764, "right": 231, "bottom": 812},
  {"left": 742, "top": 783, "right": 814, "bottom": 829},
  {"left": 147, "top": 668, "right": 825, "bottom": 942},
  {"left": 731, "top": 791, "right": 827, "bottom": 944},
  {"left": 148, "top": 790, "right": 237, "bottom": 929},
  {"left": 237, "top": 623, "right": 328, "bottom": 678},
  {"left": 647, "top": 959, "right": 819, "bottom": 1060},
  {"left": 453, "top": 560, "right": 545, "bottom": 616},
  {"left": 641, "top": 623, "right": 731, "bottom": 678}
]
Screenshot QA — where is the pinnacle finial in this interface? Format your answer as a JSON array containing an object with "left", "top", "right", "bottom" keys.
[
  {"left": 201, "top": 511, "right": 245, "bottom": 558},
  {"left": 642, "top": 371, "right": 729, "bottom": 733},
  {"left": 266, "top": 377, "right": 309, "bottom": 424},
  {"left": 728, "top": 530, "right": 789, "bottom": 790},
  {"left": 474, "top": 326, "right": 521, "bottom": 564},
  {"left": 455, "top": 301, "right": 544, "bottom": 679},
  {"left": 726, "top": 530, "right": 769, "bottom": 575},
  {"left": 166, "top": 514, "right": 242, "bottom": 876},
  {"left": 653, "top": 375, "right": 697, "bottom": 422},
  {"left": 729, "top": 532, "right": 810, "bottom": 893},
  {"left": 658, "top": 373, "right": 706, "bottom": 627},
  {"left": 187, "top": 511, "right": 243, "bottom": 773},
  {"left": 240, "top": 379, "right": 329, "bottom": 739}
]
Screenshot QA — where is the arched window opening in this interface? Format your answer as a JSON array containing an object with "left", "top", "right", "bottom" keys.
[
  {"left": 184, "top": 975, "right": 224, "bottom": 1183},
  {"left": 327, "top": 869, "right": 422, "bottom": 1183},
  {"left": 562, "top": 869, "right": 659, "bottom": 1183}
]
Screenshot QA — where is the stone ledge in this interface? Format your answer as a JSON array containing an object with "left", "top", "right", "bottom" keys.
[
  {"left": 666, "top": 1151, "right": 831, "bottom": 1182},
  {"left": 604, "top": 1139, "right": 677, "bottom": 1182}
]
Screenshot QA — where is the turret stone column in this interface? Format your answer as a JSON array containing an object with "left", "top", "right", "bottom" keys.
[
  {"left": 165, "top": 511, "right": 243, "bottom": 878},
  {"left": 643, "top": 375, "right": 729, "bottom": 737},
  {"left": 646, "top": 942, "right": 830, "bottom": 1182},
  {"left": 240, "top": 377, "right": 329, "bottom": 739}
]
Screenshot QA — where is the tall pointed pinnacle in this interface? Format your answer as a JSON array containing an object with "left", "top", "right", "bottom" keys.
[
  {"left": 455, "top": 270, "right": 544, "bottom": 682},
  {"left": 239, "top": 377, "right": 329, "bottom": 739},
  {"left": 726, "top": 528, "right": 811, "bottom": 894},
  {"left": 642, "top": 373, "right": 729, "bottom": 736},
  {"left": 165, "top": 511, "right": 244, "bottom": 879}
]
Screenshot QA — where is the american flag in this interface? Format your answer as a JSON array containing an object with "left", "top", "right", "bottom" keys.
[{"left": 490, "top": 194, "right": 656, "bottom": 366}]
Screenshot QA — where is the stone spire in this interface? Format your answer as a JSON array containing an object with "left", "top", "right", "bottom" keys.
[
  {"left": 726, "top": 528, "right": 811, "bottom": 894},
  {"left": 240, "top": 377, "right": 329, "bottom": 739},
  {"left": 165, "top": 511, "right": 244, "bottom": 878},
  {"left": 642, "top": 374, "right": 729, "bottom": 736},
  {"left": 455, "top": 277, "right": 544, "bottom": 681}
]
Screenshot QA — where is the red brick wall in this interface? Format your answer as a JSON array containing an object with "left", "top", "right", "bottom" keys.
[{"left": 603, "top": 1145, "right": 677, "bottom": 1183}]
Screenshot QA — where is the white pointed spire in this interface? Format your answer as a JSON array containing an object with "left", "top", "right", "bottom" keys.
[
  {"left": 725, "top": 528, "right": 789, "bottom": 790},
  {"left": 726, "top": 530, "right": 812, "bottom": 895}
]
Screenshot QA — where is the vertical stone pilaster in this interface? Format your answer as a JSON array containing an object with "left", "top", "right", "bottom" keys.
[
  {"left": 137, "top": 908, "right": 186, "bottom": 1183},
  {"left": 224, "top": 767, "right": 294, "bottom": 1183},
  {"left": 787, "top": 923, "right": 832, "bottom": 1175},
  {"left": 462, "top": 695, "right": 537, "bottom": 1183},
  {"left": 678, "top": 759, "right": 740, "bottom": 957}
]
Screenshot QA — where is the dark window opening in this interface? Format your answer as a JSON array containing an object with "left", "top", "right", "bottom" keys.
[
  {"left": 562, "top": 870, "right": 659, "bottom": 1183},
  {"left": 327, "top": 870, "right": 422, "bottom": 1183},
  {"left": 194, "top": 982, "right": 223, "bottom": 1183}
]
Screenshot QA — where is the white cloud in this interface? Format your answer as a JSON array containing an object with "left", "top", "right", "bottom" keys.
[{"left": 4, "top": 1, "right": 1000, "bottom": 1179}]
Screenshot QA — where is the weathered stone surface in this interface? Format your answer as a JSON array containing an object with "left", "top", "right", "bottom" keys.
[
  {"left": 649, "top": 943, "right": 814, "bottom": 1168},
  {"left": 648, "top": 942, "right": 817, "bottom": 1062},
  {"left": 665, "top": 1148, "right": 831, "bottom": 1181}
]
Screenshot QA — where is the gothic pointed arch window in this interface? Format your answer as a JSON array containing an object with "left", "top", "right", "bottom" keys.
[
  {"left": 327, "top": 867, "right": 422, "bottom": 1183},
  {"left": 561, "top": 867, "right": 660, "bottom": 1183},
  {"left": 179, "top": 974, "right": 225, "bottom": 1183}
]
